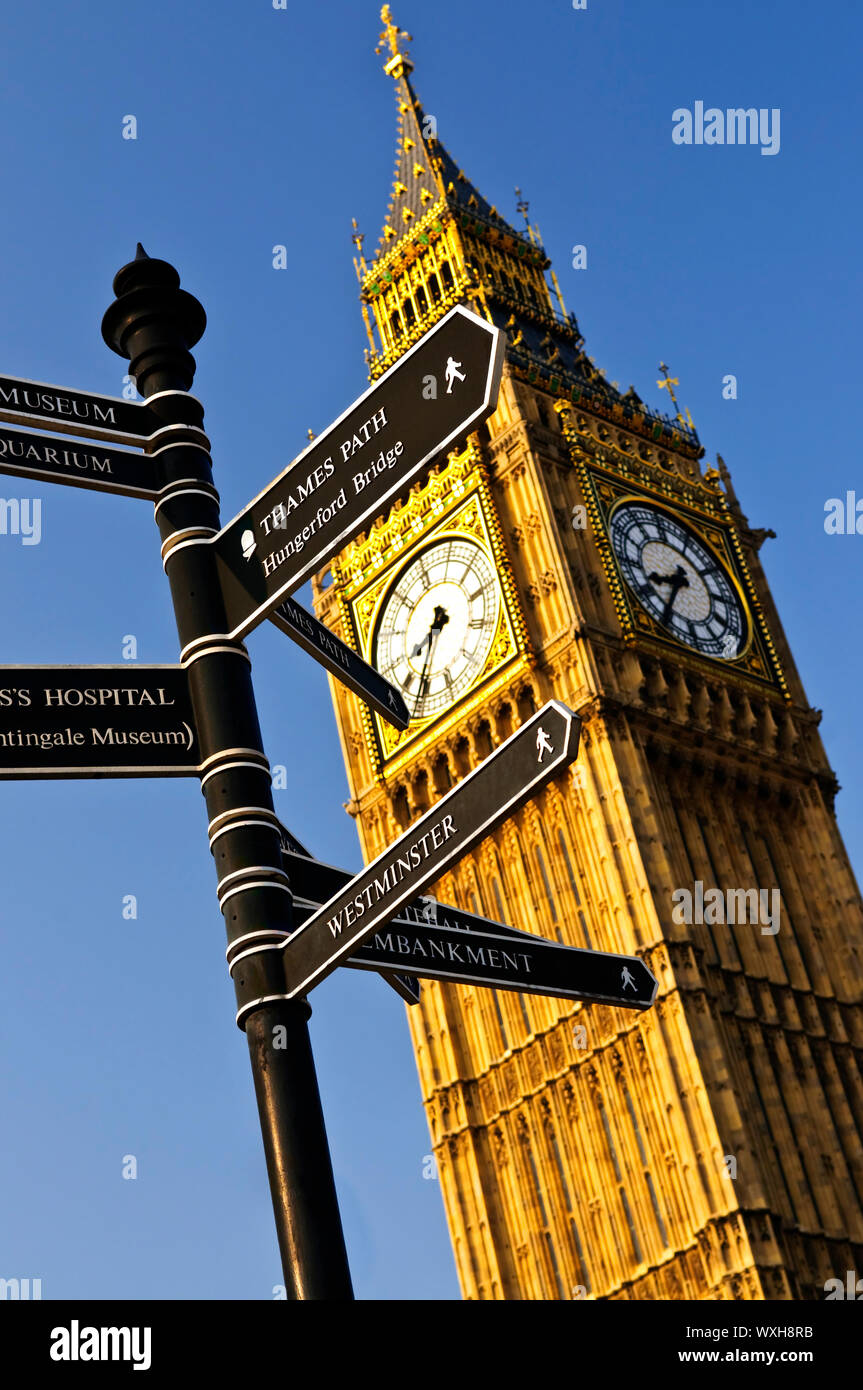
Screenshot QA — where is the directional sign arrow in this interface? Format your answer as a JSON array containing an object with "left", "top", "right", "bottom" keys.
[
  {"left": 0, "top": 422, "right": 159, "bottom": 499},
  {"left": 275, "top": 824, "right": 420, "bottom": 1004},
  {"left": 212, "top": 305, "right": 504, "bottom": 641},
  {"left": 269, "top": 595, "right": 409, "bottom": 729},
  {"left": 0, "top": 372, "right": 169, "bottom": 445},
  {"left": 237, "top": 701, "right": 580, "bottom": 1002},
  {"left": 282, "top": 846, "right": 539, "bottom": 947},
  {"left": 0, "top": 665, "right": 199, "bottom": 778},
  {"left": 345, "top": 922, "right": 657, "bottom": 1011},
  {"left": 281, "top": 841, "right": 542, "bottom": 1007}
]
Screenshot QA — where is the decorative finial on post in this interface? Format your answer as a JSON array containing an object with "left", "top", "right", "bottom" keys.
[{"left": 101, "top": 248, "right": 206, "bottom": 398}]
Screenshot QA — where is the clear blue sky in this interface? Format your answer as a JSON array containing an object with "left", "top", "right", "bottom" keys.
[{"left": 0, "top": 0, "right": 860, "bottom": 1300}]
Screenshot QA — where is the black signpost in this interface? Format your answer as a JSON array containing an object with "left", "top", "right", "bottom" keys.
[
  {"left": 0, "top": 245, "right": 658, "bottom": 1305},
  {"left": 0, "top": 665, "right": 198, "bottom": 777},
  {"left": 212, "top": 305, "right": 504, "bottom": 641},
  {"left": 269, "top": 594, "right": 409, "bottom": 728}
]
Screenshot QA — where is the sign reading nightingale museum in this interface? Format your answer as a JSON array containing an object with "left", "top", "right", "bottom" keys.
[
  {"left": 236, "top": 701, "right": 581, "bottom": 1005},
  {"left": 213, "top": 306, "right": 504, "bottom": 641},
  {"left": 0, "top": 666, "right": 199, "bottom": 777}
]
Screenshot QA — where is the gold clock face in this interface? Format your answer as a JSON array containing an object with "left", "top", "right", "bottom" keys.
[
  {"left": 374, "top": 538, "right": 500, "bottom": 721},
  {"left": 609, "top": 500, "right": 748, "bottom": 658}
]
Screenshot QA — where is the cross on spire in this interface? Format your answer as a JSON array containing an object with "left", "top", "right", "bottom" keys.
[
  {"left": 376, "top": 5, "right": 413, "bottom": 73},
  {"left": 657, "top": 362, "right": 695, "bottom": 431}
]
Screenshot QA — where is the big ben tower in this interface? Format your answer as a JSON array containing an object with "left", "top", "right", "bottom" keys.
[{"left": 312, "top": 7, "right": 863, "bottom": 1300}]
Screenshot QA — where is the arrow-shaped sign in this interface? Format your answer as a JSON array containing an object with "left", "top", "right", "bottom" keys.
[
  {"left": 230, "top": 701, "right": 580, "bottom": 1006},
  {"left": 212, "top": 306, "right": 504, "bottom": 641},
  {"left": 282, "top": 845, "right": 539, "bottom": 947},
  {"left": 276, "top": 824, "right": 420, "bottom": 1004},
  {"left": 269, "top": 595, "right": 409, "bottom": 729},
  {"left": 345, "top": 921, "right": 657, "bottom": 1010},
  {"left": 282, "top": 847, "right": 657, "bottom": 1009}
]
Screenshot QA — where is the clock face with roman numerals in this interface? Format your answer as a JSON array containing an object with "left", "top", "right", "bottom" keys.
[
  {"left": 609, "top": 501, "right": 747, "bottom": 659},
  {"left": 374, "top": 538, "right": 500, "bottom": 721}
]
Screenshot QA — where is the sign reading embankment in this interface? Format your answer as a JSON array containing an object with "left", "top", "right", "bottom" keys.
[{"left": 0, "top": 665, "right": 199, "bottom": 777}]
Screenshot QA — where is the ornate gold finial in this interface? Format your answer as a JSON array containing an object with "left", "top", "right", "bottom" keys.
[
  {"left": 376, "top": 5, "right": 414, "bottom": 75},
  {"left": 307, "top": 429, "right": 316, "bottom": 442},
  {"left": 657, "top": 362, "right": 694, "bottom": 431},
  {"left": 515, "top": 187, "right": 539, "bottom": 246},
  {"left": 351, "top": 217, "right": 367, "bottom": 280}
]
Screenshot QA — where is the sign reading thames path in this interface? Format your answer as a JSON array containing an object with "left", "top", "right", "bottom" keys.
[
  {"left": 0, "top": 666, "right": 199, "bottom": 777},
  {"left": 231, "top": 702, "right": 586, "bottom": 1017},
  {"left": 270, "top": 594, "right": 409, "bottom": 729},
  {"left": 212, "top": 305, "right": 504, "bottom": 641}
]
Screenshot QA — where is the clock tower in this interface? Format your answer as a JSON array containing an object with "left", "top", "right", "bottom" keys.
[{"left": 311, "top": 7, "right": 863, "bottom": 1299}]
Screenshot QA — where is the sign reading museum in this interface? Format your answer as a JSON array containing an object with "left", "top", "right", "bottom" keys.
[{"left": 0, "top": 665, "right": 199, "bottom": 778}]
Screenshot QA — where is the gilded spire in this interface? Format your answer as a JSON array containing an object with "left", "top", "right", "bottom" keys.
[{"left": 376, "top": 5, "right": 414, "bottom": 77}]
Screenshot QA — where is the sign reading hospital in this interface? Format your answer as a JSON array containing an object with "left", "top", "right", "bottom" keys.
[
  {"left": 0, "top": 665, "right": 199, "bottom": 777},
  {"left": 212, "top": 306, "right": 504, "bottom": 641}
]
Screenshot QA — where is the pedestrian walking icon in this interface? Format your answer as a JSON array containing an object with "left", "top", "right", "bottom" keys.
[
  {"left": 445, "top": 356, "right": 466, "bottom": 393},
  {"left": 621, "top": 965, "right": 636, "bottom": 992},
  {"left": 536, "top": 727, "right": 554, "bottom": 762}
]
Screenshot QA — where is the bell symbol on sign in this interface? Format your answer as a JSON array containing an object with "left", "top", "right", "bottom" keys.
[{"left": 241, "top": 529, "right": 256, "bottom": 561}]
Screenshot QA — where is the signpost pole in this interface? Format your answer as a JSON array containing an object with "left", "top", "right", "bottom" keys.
[{"left": 101, "top": 245, "right": 353, "bottom": 1300}]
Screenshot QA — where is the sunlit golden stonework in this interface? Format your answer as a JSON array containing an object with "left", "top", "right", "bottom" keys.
[{"left": 312, "top": 8, "right": 863, "bottom": 1300}]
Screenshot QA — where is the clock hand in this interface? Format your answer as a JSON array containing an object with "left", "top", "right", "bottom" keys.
[
  {"left": 647, "top": 565, "right": 689, "bottom": 624},
  {"left": 412, "top": 606, "right": 450, "bottom": 717},
  {"left": 410, "top": 604, "right": 450, "bottom": 658},
  {"left": 414, "top": 635, "right": 435, "bottom": 718}
]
